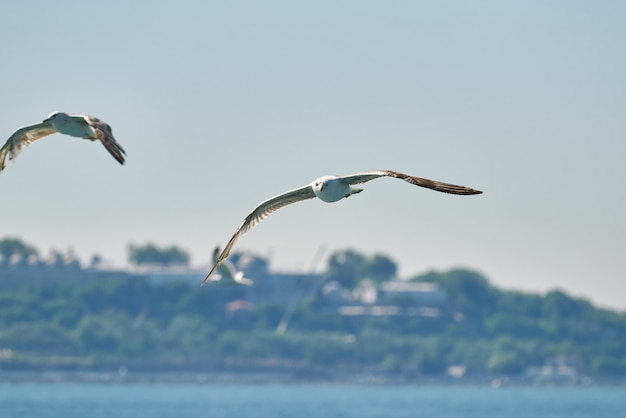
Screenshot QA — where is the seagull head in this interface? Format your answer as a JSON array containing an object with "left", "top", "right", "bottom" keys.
[
  {"left": 313, "top": 175, "right": 335, "bottom": 193},
  {"left": 314, "top": 180, "right": 326, "bottom": 192}
]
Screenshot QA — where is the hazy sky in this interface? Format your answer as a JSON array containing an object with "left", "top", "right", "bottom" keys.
[{"left": 1, "top": 1, "right": 625, "bottom": 310}]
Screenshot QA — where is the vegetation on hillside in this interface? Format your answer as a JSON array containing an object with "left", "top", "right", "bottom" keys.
[{"left": 1, "top": 237, "right": 625, "bottom": 377}]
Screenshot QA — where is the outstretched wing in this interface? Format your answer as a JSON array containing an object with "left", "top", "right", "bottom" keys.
[
  {"left": 339, "top": 170, "right": 482, "bottom": 195},
  {"left": 0, "top": 122, "right": 56, "bottom": 172},
  {"left": 85, "top": 115, "right": 126, "bottom": 165},
  {"left": 202, "top": 185, "right": 316, "bottom": 285}
]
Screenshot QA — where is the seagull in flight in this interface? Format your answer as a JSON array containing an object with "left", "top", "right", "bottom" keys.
[
  {"left": 202, "top": 170, "right": 482, "bottom": 285},
  {"left": 0, "top": 111, "right": 126, "bottom": 173},
  {"left": 204, "top": 246, "right": 254, "bottom": 286}
]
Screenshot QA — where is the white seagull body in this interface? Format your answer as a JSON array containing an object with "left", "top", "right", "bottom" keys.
[
  {"left": 0, "top": 111, "right": 126, "bottom": 173},
  {"left": 204, "top": 246, "right": 254, "bottom": 286},
  {"left": 202, "top": 170, "right": 482, "bottom": 285}
]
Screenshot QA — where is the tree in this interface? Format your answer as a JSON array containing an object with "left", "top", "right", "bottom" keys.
[
  {"left": 543, "top": 290, "right": 591, "bottom": 319},
  {"left": 414, "top": 268, "right": 498, "bottom": 321},
  {"left": 127, "top": 243, "right": 190, "bottom": 267},
  {"left": 366, "top": 253, "right": 397, "bottom": 283},
  {"left": 0, "top": 237, "right": 39, "bottom": 263},
  {"left": 325, "top": 249, "right": 368, "bottom": 288},
  {"left": 89, "top": 254, "right": 104, "bottom": 269}
]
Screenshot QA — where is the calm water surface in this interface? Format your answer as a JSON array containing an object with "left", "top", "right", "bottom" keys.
[{"left": 1, "top": 383, "right": 624, "bottom": 418}]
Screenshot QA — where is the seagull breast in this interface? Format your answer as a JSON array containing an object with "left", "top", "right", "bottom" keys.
[
  {"left": 312, "top": 176, "right": 351, "bottom": 202},
  {"left": 46, "top": 113, "right": 91, "bottom": 139}
]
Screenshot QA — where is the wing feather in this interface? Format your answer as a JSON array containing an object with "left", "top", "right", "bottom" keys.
[
  {"left": 0, "top": 122, "right": 56, "bottom": 172},
  {"left": 202, "top": 185, "right": 316, "bottom": 284},
  {"left": 339, "top": 170, "right": 482, "bottom": 195},
  {"left": 85, "top": 116, "right": 126, "bottom": 165}
]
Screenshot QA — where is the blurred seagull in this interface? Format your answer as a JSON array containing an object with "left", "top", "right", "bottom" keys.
[
  {"left": 203, "top": 246, "right": 253, "bottom": 286},
  {"left": 202, "top": 170, "right": 482, "bottom": 285},
  {"left": 0, "top": 111, "right": 126, "bottom": 173}
]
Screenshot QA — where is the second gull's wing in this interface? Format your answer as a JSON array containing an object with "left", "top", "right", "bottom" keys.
[
  {"left": 0, "top": 121, "right": 56, "bottom": 172},
  {"left": 84, "top": 115, "right": 126, "bottom": 165}
]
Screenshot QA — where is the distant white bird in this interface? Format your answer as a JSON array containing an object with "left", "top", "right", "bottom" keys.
[
  {"left": 202, "top": 170, "right": 482, "bottom": 285},
  {"left": 0, "top": 111, "right": 126, "bottom": 173},
  {"left": 203, "top": 246, "right": 254, "bottom": 286}
]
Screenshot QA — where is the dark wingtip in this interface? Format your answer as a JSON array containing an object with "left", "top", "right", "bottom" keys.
[
  {"left": 200, "top": 272, "right": 212, "bottom": 286},
  {"left": 201, "top": 263, "right": 219, "bottom": 286}
]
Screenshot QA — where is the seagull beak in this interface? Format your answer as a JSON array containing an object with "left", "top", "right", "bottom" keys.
[{"left": 42, "top": 118, "right": 50, "bottom": 123}]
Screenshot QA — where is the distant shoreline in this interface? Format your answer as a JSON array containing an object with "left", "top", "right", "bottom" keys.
[{"left": 1, "top": 370, "right": 625, "bottom": 386}]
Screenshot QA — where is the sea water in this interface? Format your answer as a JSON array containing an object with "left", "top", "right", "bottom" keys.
[{"left": 1, "top": 383, "right": 624, "bottom": 418}]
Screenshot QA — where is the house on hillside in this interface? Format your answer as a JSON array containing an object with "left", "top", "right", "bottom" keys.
[{"left": 335, "top": 279, "right": 446, "bottom": 317}]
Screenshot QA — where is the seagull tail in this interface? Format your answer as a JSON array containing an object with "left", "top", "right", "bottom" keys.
[{"left": 101, "top": 138, "right": 126, "bottom": 165}]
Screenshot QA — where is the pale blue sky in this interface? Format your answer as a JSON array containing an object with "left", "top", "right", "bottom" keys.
[{"left": 1, "top": 1, "right": 625, "bottom": 310}]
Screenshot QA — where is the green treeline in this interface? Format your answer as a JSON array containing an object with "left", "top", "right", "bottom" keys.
[{"left": 1, "top": 254, "right": 626, "bottom": 377}]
